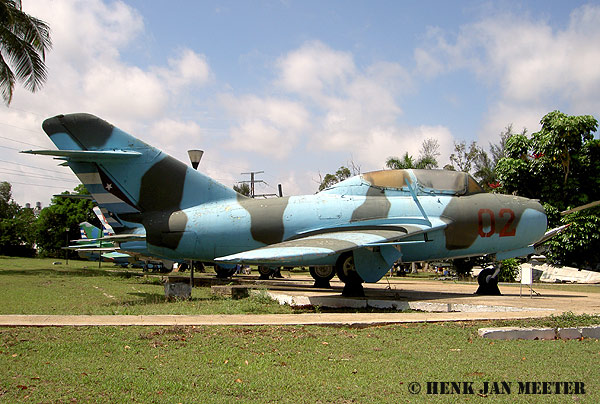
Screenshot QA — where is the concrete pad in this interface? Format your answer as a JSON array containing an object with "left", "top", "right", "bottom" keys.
[
  {"left": 480, "top": 325, "right": 600, "bottom": 340},
  {"left": 478, "top": 327, "right": 557, "bottom": 340}
]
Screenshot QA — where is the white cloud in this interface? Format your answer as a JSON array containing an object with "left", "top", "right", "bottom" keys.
[
  {"left": 220, "top": 94, "right": 310, "bottom": 158},
  {"left": 2, "top": 0, "right": 215, "bottom": 206},
  {"left": 276, "top": 40, "right": 356, "bottom": 99},
  {"left": 156, "top": 49, "right": 213, "bottom": 90},
  {"left": 415, "top": 4, "right": 600, "bottom": 132}
]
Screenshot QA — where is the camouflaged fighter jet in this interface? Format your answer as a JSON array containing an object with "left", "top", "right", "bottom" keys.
[{"left": 24, "top": 113, "right": 549, "bottom": 296}]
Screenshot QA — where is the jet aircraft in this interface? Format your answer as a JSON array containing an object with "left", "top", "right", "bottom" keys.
[{"left": 24, "top": 113, "right": 549, "bottom": 295}]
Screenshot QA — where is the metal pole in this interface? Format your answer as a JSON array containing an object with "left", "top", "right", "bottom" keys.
[
  {"left": 65, "top": 230, "right": 69, "bottom": 265},
  {"left": 190, "top": 260, "right": 194, "bottom": 288}
]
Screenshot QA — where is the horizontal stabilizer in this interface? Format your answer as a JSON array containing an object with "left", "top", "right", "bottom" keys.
[
  {"left": 21, "top": 149, "right": 142, "bottom": 161},
  {"left": 63, "top": 246, "right": 119, "bottom": 252},
  {"left": 85, "top": 234, "right": 146, "bottom": 243}
]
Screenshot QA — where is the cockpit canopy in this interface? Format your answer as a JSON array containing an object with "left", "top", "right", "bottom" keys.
[{"left": 322, "top": 169, "right": 484, "bottom": 196}]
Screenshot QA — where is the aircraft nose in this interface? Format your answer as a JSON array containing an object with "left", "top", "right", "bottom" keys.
[{"left": 520, "top": 198, "right": 548, "bottom": 243}]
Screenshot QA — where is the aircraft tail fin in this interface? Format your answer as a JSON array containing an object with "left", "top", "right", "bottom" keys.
[
  {"left": 30, "top": 113, "right": 239, "bottom": 217},
  {"left": 79, "top": 221, "right": 102, "bottom": 240}
]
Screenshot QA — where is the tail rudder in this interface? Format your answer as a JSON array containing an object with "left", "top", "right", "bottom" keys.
[
  {"left": 39, "top": 113, "right": 239, "bottom": 216},
  {"left": 79, "top": 221, "right": 102, "bottom": 240}
]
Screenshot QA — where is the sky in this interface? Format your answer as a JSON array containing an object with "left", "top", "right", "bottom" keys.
[{"left": 2, "top": 0, "right": 600, "bottom": 207}]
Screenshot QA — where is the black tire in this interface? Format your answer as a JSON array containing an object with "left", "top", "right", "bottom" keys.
[
  {"left": 215, "top": 264, "right": 236, "bottom": 278},
  {"left": 477, "top": 266, "right": 496, "bottom": 286},
  {"left": 335, "top": 253, "right": 363, "bottom": 284},
  {"left": 475, "top": 266, "right": 501, "bottom": 295},
  {"left": 179, "top": 262, "right": 189, "bottom": 272},
  {"left": 309, "top": 266, "right": 336, "bottom": 282}
]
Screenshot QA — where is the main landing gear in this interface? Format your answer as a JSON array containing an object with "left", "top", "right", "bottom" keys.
[
  {"left": 475, "top": 264, "right": 502, "bottom": 295},
  {"left": 335, "top": 252, "right": 365, "bottom": 297},
  {"left": 309, "top": 266, "right": 335, "bottom": 288}
]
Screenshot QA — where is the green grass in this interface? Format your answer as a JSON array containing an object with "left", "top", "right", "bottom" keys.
[
  {"left": 0, "top": 256, "right": 302, "bottom": 315},
  {"left": 1, "top": 257, "right": 599, "bottom": 402},
  {"left": 0, "top": 322, "right": 597, "bottom": 403}
]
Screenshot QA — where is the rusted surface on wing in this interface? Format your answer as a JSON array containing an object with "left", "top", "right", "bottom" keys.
[
  {"left": 238, "top": 197, "right": 290, "bottom": 245},
  {"left": 351, "top": 186, "right": 391, "bottom": 222}
]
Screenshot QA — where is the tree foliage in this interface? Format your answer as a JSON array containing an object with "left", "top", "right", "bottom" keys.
[
  {"left": 35, "top": 184, "right": 98, "bottom": 257},
  {"left": 0, "top": 181, "right": 36, "bottom": 255},
  {"left": 233, "top": 182, "right": 251, "bottom": 197},
  {"left": 495, "top": 110, "right": 600, "bottom": 268},
  {"left": 0, "top": 0, "right": 52, "bottom": 105},
  {"left": 386, "top": 138, "right": 440, "bottom": 170},
  {"left": 318, "top": 166, "right": 353, "bottom": 191}
]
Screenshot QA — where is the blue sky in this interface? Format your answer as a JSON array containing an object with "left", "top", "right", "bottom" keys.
[{"left": 2, "top": 0, "right": 599, "bottom": 206}]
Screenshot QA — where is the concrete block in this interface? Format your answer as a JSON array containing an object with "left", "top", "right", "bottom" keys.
[
  {"left": 478, "top": 327, "right": 556, "bottom": 340},
  {"left": 211, "top": 285, "right": 251, "bottom": 299},
  {"left": 581, "top": 326, "right": 600, "bottom": 339},
  {"left": 164, "top": 282, "right": 192, "bottom": 300},
  {"left": 557, "top": 327, "right": 582, "bottom": 340}
]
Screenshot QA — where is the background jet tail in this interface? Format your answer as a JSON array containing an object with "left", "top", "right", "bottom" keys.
[
  {"left": 40, "top": 113, "right": 239, "bottom": 217},
  {"left": 79, "top": 221, "right": 102, "bottom": 240}
]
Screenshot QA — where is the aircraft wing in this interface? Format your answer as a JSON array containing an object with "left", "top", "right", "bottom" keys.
[
  {"left": 69, "top": 247, "right": 120, "bottom": 252},
  {"left": 215, "top": 224, "right": 445, "bottom": 265}
]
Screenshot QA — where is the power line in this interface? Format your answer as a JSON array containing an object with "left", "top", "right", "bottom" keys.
[
  {"left": 7, "top": 180, "right": 76, "bottom": 189},
  {"left": 0, "top": 134, "right": 46, "bottom": 148},
  {"left": 0, "top": 168, "right": 76, "bottom": 182},
  {"left": 0, "top": 144, "right": 20, "bottom": 151},
  {"left": 0, "top": 159, "right": 73, "bottom": 176}
]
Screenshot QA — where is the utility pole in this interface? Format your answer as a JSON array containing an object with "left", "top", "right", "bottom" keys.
[
  {"left": 239, "top": 171, "right": 282, "bottom": 198},
  {"left": 240, "top": 171, "right": 265, "bottom": 198}
]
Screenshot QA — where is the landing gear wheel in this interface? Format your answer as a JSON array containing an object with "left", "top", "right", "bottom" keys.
[
  {"left": 475, "top": 266, "right": 501, "bottom": 295},
  {"left": 335, "top": 253, "right": 364, "bottom": 297},
  {"left": 258, "top": 266, "right": 274, "bottom": 280},
  {"left": 178, "top": 262, "right": 189, "bottom": 272},
  {"left": 310, "top": 266, "right": 335, "bottom": 289},
  {"left": 215, "top": 264, "right": 236, "bottom": 279}
]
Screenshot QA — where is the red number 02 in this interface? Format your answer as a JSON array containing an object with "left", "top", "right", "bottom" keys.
[
  {"left": 477, "top": 208, "right": 516, "bottom": 238},
  {"left": 498, "top": 208, "right": 516, "bottom": 237}
]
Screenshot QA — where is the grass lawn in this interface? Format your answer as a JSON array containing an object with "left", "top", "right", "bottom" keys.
[
  {"left": 0, "top": 257, "right": 303, "bottom": 315},
  {"left": 1, "top": 257, "right": 599, "bottom": 403},
  {"left": 1, "top": 322, "right": 597, "bottom": 403}
]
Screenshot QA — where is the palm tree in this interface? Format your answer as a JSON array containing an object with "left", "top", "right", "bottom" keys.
[{"left": 0, "top": 0, "right": 52, "bottom": 105}]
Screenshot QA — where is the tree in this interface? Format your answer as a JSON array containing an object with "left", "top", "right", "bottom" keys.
[
  {"left": 418, "top": 138, "right": 440, "bottom": 169},
  {"left": 233, "top": 182, "right": 251, "bottom": 197},
  {"left": 35, "top": 184, "right": 98, "bottom": 257},
  {"left": 386, "top": 152, "right": 416, "bottom": 170},
  {"left": 0, "top": 0, "right": 52, "bottom": 105},
  {"left": 0, "top": 181, "right": 36, "bottom": 256},
  {"left": 495, "top": 110, "right": 600, "bottom": 268},
  {"left": 449, "top": 140, "right": 482, "bottom": 174},
  {"left": 386, "top": 139, "right": 440, "bottom": 171},
  {"left": 318, "top": 166, "right": 352, "bottom": 191}
]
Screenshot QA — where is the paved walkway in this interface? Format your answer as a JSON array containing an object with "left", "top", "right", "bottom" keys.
[{"left": 0, "top": 311, "right": 554, "bottom": 327}]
